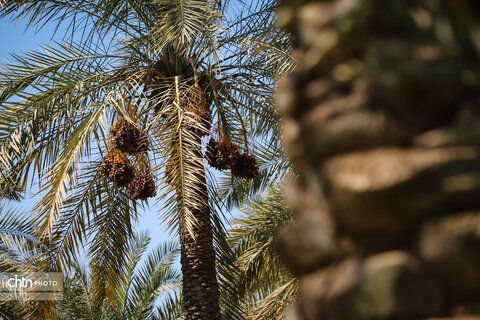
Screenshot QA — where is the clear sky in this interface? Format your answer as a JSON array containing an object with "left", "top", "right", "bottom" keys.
[{"left": 0, "top": 19, "right": 53, "bottom": 58}]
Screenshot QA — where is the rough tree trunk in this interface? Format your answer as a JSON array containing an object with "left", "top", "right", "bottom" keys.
[
  {"left": 275, "top": 1, "right": 480, "bottom": 319},
  {"left": 180, "top": 136, "right": 221, "bottom": 320}
]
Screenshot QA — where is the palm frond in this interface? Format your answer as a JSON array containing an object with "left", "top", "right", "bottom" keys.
[
  {"left": 153, "top": 292, "right": 183, "bottom": 320},
  {"left": 53, "top": 231, "right": 181, "bottom": 320},
  {"left": 152, "top": 74, "right": 209, "bottom": 236},
  {"left": 217, "top": 185, "right": 296, "bottom": 320},
  {"left": 248, "top": 278, "right": 297, "bottom": 320},
  {"left": 88, "top": 185, "right": 137, "bottom": 308},
  {"left": 34, "top": 102, "right": 109, "bottom": 239},
  {"left": 147, "top": 0, "right": 220, "bottom": 57},
  {"left": 52, "top": 262, "right": 97, "bottom": 320},
  {"left": 0, "top": 206, "right": 37, "bottom": 254},
  {"left": 123, "top": 236, "right": 181, "bottom": 319},
  {"left": 0, "top": 0, "right": 144, "bottom": 44},
  {"left": 0, "top": 209, "right": 59, "bottom": 319},
  {"left": 115, "top": 229, "right": 152, "bottom": 312}
]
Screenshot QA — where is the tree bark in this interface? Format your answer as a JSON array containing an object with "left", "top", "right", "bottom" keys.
[
  {"left": 179, "top": 139, "right": 221, "bottom": 320},
  {"left": 275, "top": 1, "right": 480, "bottom": 319}
]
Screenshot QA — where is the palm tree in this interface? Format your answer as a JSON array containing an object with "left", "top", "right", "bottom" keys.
[
  {"left": 0, "top": 0, "right": 292, "bottom": 318},
  {"left": 0, "top": 206, "right": 59, "bottom": 319},
  {"left": 52, "top": 231, "right": 182, "bottom": 320},
  {"left": 0, "top": 208, "right": 181, "bottom": 320},
  {"left": 0, "top": 206, "right": 35, "bottom": 319},
  {"left": 218, "top": 185, "right": 296, "bottom": 320}
]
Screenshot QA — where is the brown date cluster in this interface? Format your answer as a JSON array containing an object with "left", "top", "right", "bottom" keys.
[
  {"left": 99, "top": 118, "right": 156, "bottom": 200},
  {"left": 110, "top": 119, "right": 150, "bottom": 153},
  {"left": 206, "top": 138, "right": 259, "bottom": 179}
]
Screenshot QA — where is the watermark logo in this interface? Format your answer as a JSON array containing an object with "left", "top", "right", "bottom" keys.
[{"left": 0, "top": 272, "right": 63, "bottom": 301}]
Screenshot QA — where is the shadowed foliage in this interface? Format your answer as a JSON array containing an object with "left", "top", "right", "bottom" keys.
[{"left": 275, "top": 0, "right": 480, "bottom": 319}]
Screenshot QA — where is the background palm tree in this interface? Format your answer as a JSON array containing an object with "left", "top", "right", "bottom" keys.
[
  {"left": 0, "top": 209, "right": 181, "bottom": 320},
  {"left": 0, "top": 206, "right": 60, "bottom": 319},
  {"left": 0, "top": 206, "right": 36, "bottom": 319},
  {"left": 0, "top": 0, "right": 292, "bottom": 318},
  {"left": 52, "top": 231, "right": 182, "bottom": 320},
  {"left": 217, "top": 185, "right": 296, "bottom": 320}
]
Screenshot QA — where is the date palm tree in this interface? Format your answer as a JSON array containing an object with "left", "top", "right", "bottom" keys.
[
  {"left": 52, "top": 231, "right": 182, "bottom": 320},
  {"left": 0, "top": 206, "right": 60, "bottom": 319},
  {"left": 0, "top": 0, "right": 291, "bottom": 318}
]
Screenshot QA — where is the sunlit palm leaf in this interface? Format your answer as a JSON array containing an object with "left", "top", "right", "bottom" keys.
[
  {"left": 53, "top": 231, "right": 181, "bottom": 320},
  {"left": 217, "top": 185, "right": 296, "bottom": 320}
]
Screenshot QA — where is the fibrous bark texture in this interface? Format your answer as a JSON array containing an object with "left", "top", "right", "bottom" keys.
[
  {"left": 275, "top": 1, "right": 480, "bottom": 319},
  {"left": 180, "top": 139, "right": 221, "bottom": 320}
]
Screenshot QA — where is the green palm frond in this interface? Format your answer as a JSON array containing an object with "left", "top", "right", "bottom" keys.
[
  {"left": 0, "top": 208, "right": 60, "bottom": 319},
  {"left": 0, "top": 206, "right": 37, "bottom": 255},
  {"left": 121, "top": 232, "right": 181, "bottom": 320},
  {"left": 53, "top": 231, "right": 181, "bottom": 320},
  {"left": 248, "top": 278, "right": 297, "bottom": 320},
  {"left": 115, "top": 230, "right": 152, "bottom": 312},
  {"left": 0, "top": 0, "right": 144, "bottom": 43},
  {"left": 34, "top": 103, "right": 109, "bottom": 239},
  {"left": 153, "top": 292, "right": 183, "bottom": 320},
  {"left": 46, "top": 166, "right": 103, "bottom": 270},
  {"left": 0, "top": 303, "right": 29, "bottom": 320},
  {"left": 51, "top": 262, "right": 97, "bottom": 320},
  {"left": 217, "top": 185, "right": 296, "bottom": 320},
  {"left": 147, "top": 0, "right": 220, "bottom": 56},
  {"left": 88, "top": 185, "right": 137, "bottom": 307},
  {"left": 230, "top": 186, "right": 293, "bottom": 292}
]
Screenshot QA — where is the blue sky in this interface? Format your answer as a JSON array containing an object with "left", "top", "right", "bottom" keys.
[{"left": 0, "top": 18, "right": 54, "bottom": 59}]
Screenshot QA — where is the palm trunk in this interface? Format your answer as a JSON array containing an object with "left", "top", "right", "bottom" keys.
[
  {"left": 179, "top": 137, "right": 221, "bottom": 320},
  {"left": 275, "top": 1, "right": 480, "bottom": 319}
]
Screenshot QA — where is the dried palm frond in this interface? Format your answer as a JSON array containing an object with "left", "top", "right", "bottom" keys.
[
  {"left": 184, "top": 84, "right": 213, "bottom": 137},
  {"left": 164, "top": 163, "right": 175, "bottom": 186}
]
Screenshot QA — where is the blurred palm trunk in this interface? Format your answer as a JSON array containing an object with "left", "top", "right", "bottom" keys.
[{"left": 275, "top": 1, "right": 480, "bottom": 319}]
